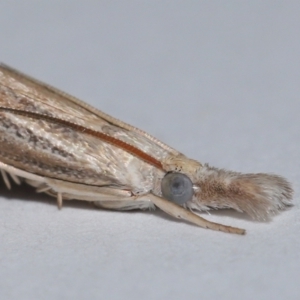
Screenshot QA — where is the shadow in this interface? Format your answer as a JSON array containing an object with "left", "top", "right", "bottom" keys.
[
  {"left": 148, "top": 207, "right": 254, "bottom": 228},
  {"left": 150, "top": 204, "right": 293, "bottom": 227},
  {"left": 0, "top": 179, "right": 93, "bottom": 211}
]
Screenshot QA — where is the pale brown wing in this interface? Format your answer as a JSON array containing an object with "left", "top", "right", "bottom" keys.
[
  {"left": 0, "top": 64, "right": 179, "bottom": 159},
  {"left": 0, "top": 64, "right": 167, "bottom": 191}
]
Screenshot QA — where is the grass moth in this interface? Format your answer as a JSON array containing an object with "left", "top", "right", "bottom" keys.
[{"left": 0, "top": 64, "right": 293, "bottom": 234}]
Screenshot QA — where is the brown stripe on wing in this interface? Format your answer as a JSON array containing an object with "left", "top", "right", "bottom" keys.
[{"left": 0, "top": 107, "right": 164, "bottom": 171}]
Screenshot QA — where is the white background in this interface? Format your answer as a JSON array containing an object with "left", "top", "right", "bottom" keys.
[{"left": 0, "top": 2, "right": 299, "bottom": 300}]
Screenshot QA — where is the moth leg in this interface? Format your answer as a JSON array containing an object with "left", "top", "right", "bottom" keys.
[
  {"left": 57, "top": 192, "right": 63, "bottom": 209},
  {"left": 94, "top": 199, "right": 155, "bottom": 210},
  {"left": 148, "top": 194, "right": 245, "bottom": 235},
  {"left": 1, "top": 169, "right": 11, "bottom": 190},
  {"left": 36, "top": 185, "right": 51, "bottom": 193},
  {"left": 0, "top": 168, "right": 22, "bottom": 190},
  {"left": 9, "top": 172, "right": 21, "bottom": 185}
]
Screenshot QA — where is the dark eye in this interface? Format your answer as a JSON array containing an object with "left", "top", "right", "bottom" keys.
[{"left": 161, "top": 172, "right": 193, "bottom": 205}]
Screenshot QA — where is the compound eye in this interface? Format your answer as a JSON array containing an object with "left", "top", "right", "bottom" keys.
[{"left": 161, "top": 172, "right": 194, "bottom": 205}]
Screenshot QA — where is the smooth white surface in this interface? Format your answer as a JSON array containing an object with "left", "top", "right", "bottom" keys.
[{"left": 0, "top": 2, "right": 299, "bottom": 300}]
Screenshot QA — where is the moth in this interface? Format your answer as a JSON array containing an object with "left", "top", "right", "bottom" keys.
[{"left": 0, "top": 64, "right": 293, "bottom": 234}]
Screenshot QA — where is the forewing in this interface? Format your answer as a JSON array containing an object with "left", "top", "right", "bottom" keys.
[
  {"left": 0, "top": 65, "right": 168, "bottom": 192},
  {"left": 0, "top": 64, "right": 178, "bottom": 159}
]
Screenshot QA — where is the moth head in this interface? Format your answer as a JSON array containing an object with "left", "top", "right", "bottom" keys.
[
  {"left": 160, "top": 154, "right": 201, "bottom": 206},
  {"left": 161, "top": 154, "right": 293, "bottom": 219}
]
